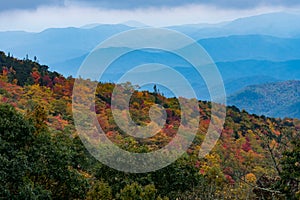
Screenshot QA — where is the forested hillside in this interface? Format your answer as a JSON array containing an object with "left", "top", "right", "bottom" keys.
[
  {"left": 1, "top": 52, "right": 300, "bottom": 199},
  {"left": 228, "top": 80, "right": 300, "bottom": 119}
]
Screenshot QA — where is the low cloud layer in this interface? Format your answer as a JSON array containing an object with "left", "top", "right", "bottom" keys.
[
  {"left": 0, "top": 1, "right": 299, "bottom": 32},
  {"left": 2, "top": 0, "right": 300, "bottom": 12},
  {"left": 71, "top": 0, "right": 300, "bottom": 9},
  {"left": 0, "top": 4, "right": 287, "bottom": 32}
]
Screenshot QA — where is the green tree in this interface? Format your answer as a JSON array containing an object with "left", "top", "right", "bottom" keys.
[
  {"left": 118, "top": 182, "right": 157, "bottom": 200},
  {"left": 86, "top": 180, "right": 112, "bottom": 200},
  {"left": 279, "top": 139, "right": 300, "bottom": 199},
  {"left": 0, "top": 104, "right": 89, "bottom": 199},
  {"left": 0, "top": 104, "right": 40, "bottom": 198}
]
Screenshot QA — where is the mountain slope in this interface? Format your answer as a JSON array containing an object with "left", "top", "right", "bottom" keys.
[
  {"left": 220, "top": 12, "right": 300, "bottom": 38},
  {"left": 169, "top": 12, "right": 300, "bottom": 39},
  {"left": 228, "top": 80, "right": 300, "bottom": 118},
  {"left": 199, "top": 35, "right": 300, "bottom": 62},
  {"left": 0, "top": 24, "right": 132, "bottom": 65},
  {"left": 2, "top": 12, "right": 300, "bottom": 68},
  {"left": 51, "top": 35, "right": 300, "bottom": 77},
  {"left": 52, "top": 54, "right": 300, "bottom": 100}
]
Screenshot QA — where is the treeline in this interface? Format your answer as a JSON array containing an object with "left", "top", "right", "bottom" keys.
[{"left": 0, "top": 51, "right": 62, "bottom": 86}]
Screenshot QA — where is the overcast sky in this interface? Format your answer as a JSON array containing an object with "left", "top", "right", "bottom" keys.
[{"left": 0, "top": 0, "right": 299, "bottom": 31}]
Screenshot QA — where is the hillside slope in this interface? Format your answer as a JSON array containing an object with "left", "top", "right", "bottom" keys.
[
  {"left": 0, "top": 52, "right": 300, "bottom": 199},
  {"left": 228, "top": 80, "right": 300, "bottom": 118}
]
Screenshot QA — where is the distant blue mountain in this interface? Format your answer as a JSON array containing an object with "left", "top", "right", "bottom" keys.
[
  {"left": 169, "top": 12, "right": 300, "bottom": 39},
  {"left": 223, "top": 12, "right": 300, "bottom": 38},
  {"left": 216, "top": 59, "right": 300, "bottom": 81},
  {"left": 50, "top": 35, "right": 300, "bottom": 75},
  {"left": 0, "top": 24, "right": 133, "bottom": 65},
  {"left": 52, "top": 47, "right": 300, "bottom": 100},
  {"left": 175, "top": 59, "right": 300, "bottom": 99},
  {"left": 1, "top": 12, "right": 300, "bottom": 67},
  {"left": 199, "top": 35, "right": 300, "bottom": 62}
]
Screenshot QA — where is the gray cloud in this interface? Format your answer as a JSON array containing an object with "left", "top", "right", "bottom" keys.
[
  {"left": 0, "top": 0, "right": 63, "bottom": 11},
  {"left": 2, "top": 0, "right": 300, "bottom": 12},
  {"left": 206, "top": 0, "right": 300, "bottom": 9},
  {"left": 68, "top": 0, "right": 300, "bottom": 9}
]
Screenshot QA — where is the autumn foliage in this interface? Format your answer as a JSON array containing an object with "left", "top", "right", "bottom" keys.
[{"left": 1, "top": 52, "right": 300, "bottom": 199}]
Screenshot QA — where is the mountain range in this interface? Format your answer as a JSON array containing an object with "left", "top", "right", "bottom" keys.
[
  {"left": 1, "top": 12, "right": 300, "bottom": 67},
  {"left": 0, "top": 12, "right": 299, "bottom": 118},
  {"left": 169, "top": 12, "right": 300, "bottom": 39}
]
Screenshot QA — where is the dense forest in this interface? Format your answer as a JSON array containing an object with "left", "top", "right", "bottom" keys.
[
  {"left": 228, "top": 80, "right": 300, "bottom": 119},
  {"left": 0, "top": 51, "right": 300, "bottom": 199}
]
